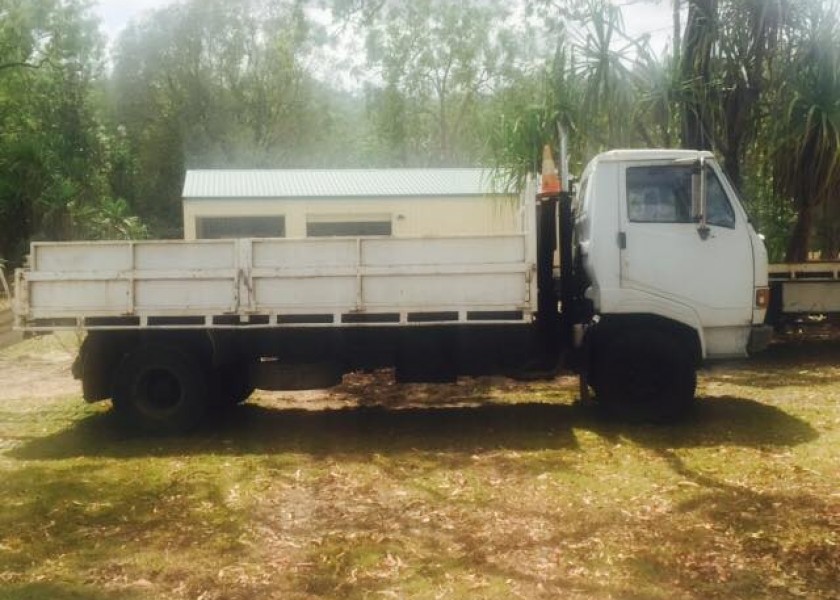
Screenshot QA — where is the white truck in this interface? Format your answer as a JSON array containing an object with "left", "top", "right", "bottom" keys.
[{"left": 7, "top": 149, "right": 772, "bottom": 431}]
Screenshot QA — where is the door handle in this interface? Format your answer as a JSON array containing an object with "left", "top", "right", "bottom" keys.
[{"left": 618, "top": 231, "right": 627, "bottom": 249}]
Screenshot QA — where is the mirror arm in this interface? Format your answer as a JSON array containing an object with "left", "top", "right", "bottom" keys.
[{"left": 697, "top": 154, "right": 709, "bottom": 240}]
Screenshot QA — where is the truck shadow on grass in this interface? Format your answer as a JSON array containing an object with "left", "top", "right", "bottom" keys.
[
  {"left": 710, "top": 337, "right": 840, "bottom": 389},
  {"left": 9, "top": 394, "right": 818, "bottom": 462},
  {"left": 1, "top": 394, "right": 831, "bottom": 600}
]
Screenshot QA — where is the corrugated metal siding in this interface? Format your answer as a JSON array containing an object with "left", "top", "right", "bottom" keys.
[{"left": 182, "top": 168, "right": 502, "bottom": 199}]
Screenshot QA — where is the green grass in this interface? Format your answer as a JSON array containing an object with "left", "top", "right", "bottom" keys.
[{"left": 1, "top": 338, "right": 839, "bottom": 599}]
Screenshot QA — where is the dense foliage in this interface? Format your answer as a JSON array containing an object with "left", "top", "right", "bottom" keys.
[{"left": 0, "top": 0, "right": 838, "bottom": 264}]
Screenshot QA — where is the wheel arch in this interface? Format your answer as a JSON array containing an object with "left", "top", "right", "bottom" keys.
[
  {"left": 76, "top": 329, "right": 221, "bottom": 402},
  {"left": 585, "top": 315, "right": 699, "bottom": 422},
  {"left": 584, "top": 313, "right": 703, "bottom": 373}
]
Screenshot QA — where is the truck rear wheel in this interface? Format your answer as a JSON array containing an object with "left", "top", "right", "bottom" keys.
[
  {"left": 112, "top": 343, "right": 209, "bottom": 433},
  {"left": 592, "top": 329, "right": 696, "bottom": 423}
]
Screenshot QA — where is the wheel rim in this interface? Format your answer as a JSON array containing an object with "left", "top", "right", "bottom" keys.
[{"left": 135, "top": 367, "right": 183, "bottom": 415}]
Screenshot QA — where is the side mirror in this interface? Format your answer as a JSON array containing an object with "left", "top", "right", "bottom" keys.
[{"left": 691, "top": 156, "right": 710, "bottom": 240}]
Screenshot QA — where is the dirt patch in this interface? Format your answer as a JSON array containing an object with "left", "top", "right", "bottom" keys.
[
  {"left": 0, "top": 352, "right": 77, "bottom": 401},
  {"left": 0, "top": 334, "right": 80, "bottom": 400},
  {"left": 0, "top": 309, "right": 18, "bottom": 350}
]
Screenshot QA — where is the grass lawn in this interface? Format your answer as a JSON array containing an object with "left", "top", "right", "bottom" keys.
[{"left": 0, "top": 335, "right": 838, "bottom": 599}]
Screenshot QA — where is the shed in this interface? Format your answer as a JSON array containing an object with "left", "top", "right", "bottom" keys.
[{"left": 181, "top": 168, "right": 521, "bottom": 240}]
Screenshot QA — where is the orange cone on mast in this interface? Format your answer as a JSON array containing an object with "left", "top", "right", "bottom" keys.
[{"left": 538, "top": 144, "right": 562, "bottom": 197}]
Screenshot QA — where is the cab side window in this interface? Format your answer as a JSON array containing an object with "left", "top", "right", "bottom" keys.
[
  {"left": 705, "top": 168, "right": 736, "bottom": 228},
  {"left": 626, "top": 166, "right": 693, "bottom": 224}
]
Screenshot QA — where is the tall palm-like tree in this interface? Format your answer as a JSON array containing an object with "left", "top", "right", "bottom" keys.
[
  {"left": 633, "top": 53, "right": 679, "bottom": 148},
  {"left": 571, "top": 0, "right": 640, "bottom": 148},
  {"left": 489, "top": 43, "right": 584, "bottom": 190},
  {"left": 679, "top": 0, "right": 793, "bottom": 189},
  {"left": 772, "top": 16, "right": 840, "bottom": 261},
  {"left": 679, "top": 0, "right": 716, "bottom": 151},
  {"left": 490, "top": 0, "right": 649, "bottom": 186}
]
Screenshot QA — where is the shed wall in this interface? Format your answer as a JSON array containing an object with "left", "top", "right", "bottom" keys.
[{"left": 182, "top": 195, "right": 521, "bottom": 240}]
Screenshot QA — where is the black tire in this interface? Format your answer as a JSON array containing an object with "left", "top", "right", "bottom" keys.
[
  {"left": 592, "top": 329, "right": 697, "bottom": 423},
  {"left": 213, "top": 362, "right": 254, "bottom": 407},
  {"left": 112, "top": 343, "right": 209, "bottom": 433}
]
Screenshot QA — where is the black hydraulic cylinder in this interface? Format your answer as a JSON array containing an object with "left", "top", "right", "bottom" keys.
[
  {"left": 535, "top": 195, "right": 561, "bottom": 361},
  {"left": 536, "top": 196, "right": 558, "bottom": 322},
  {"left": 557, "top": 191, "right": 574, "bottom": 348}
]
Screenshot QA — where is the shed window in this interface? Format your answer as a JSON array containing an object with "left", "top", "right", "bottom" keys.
[
  {"left": 306, "top": 214, "right": 392, "bottom": 237},
  {"left": 197, "top": 216, "right": 285, "bottom": 239}
]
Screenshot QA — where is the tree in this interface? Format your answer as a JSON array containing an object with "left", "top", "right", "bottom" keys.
[
  {"left": 679, "top": 0, "right": 716, "bottom": 151},
  {"left": 678, "top": 0, "right": 800, "bottom": 190},
  {"left": 363, "top": 0, "right": 520, "bottom": 165},
  {"left": 0, "top": 0, "right": 135, "bottom": 264},
  {"left": 109, "top": 0, "right": 332, "bottom": 235},
  {"left": 571, "top": 0, "right": 645, "bottom": 148},
  {"left": 771, "top": 9, "right": 840, "bottom": 261},
  {"left": 489, "top": 43, "right": 584, "bottom": 189},
  {"left": 490, "top": 0, "right": 661, "bottom": 183}
]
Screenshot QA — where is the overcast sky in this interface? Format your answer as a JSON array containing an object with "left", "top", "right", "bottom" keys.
[
  {"left": 95, "top": 0, "right": 173, "bottom": 41},
  {"left": 93, "top": 0, "right": 676, "bottom": 68}
]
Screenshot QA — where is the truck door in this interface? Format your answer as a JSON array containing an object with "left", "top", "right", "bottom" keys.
[{"left": 618, "top": 161, "right": 754, "bottom": 353}]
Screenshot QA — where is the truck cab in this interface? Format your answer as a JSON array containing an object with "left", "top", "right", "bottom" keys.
[{"left": 574, "top": 149, "right": 771, "bottom": 418}]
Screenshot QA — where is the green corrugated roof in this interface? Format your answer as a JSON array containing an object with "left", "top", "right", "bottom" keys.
[{"left": 183, "top": 168, "right": 507, "bottom": 199}]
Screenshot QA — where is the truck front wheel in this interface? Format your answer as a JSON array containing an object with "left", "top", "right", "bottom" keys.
[
  {"left": 592, "top": 329, "right": 696, "bottom": 423},
  {"left": 112, "top": 343, "right": 209, "bottom": 433}
]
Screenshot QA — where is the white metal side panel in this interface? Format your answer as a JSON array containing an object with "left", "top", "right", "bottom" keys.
[
  {"left": 33, "top": 243, "right": 132, "bottom": 272},
  {"left": 249, "top": 236, "right": 531, "bottom": 313},
  {"left": 781, "top": 282, "right": 840, "bottom": 313},
  {"left": 30, "top": 281, "right": 131, "bottom": 313},
  {"left": 252, "top": 239, "right": 358, "bottom": 268},
  {"left": 20, "top": 226, "right": 538, "bottom": 329},
  {"left": 26, "top": 241, "right": 239, "bottom": 318},
  {"left": 362, "top": 236, "right": 525, "bottom": 266},
  {"left": 770, "top": 262, "right": 840, "bottom": 314},
  {"left": 363, "top": 273, "right": 527, "bottom": 308},
  {"left": 253, "top": 277, "right": 357, "bottom": 310},
  {"left": 134, "top": 280, "right": 236, "bottom": 312},
  {"left": 135, "top": 241, "right": 236, "bottom": 270},
  {"left": 132, "top": 242, "right": 238, "bottom": 313}
]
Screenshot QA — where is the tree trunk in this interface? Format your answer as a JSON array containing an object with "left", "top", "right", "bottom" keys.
[
  {"left": 785, "top": 202, "right": 814, "bottom": 263},
  {"left": 825, "top": 200, "right": 840, "bottom": 259},
  {"left": 439, "top": 92, "right": 448, "bottom": 164},
  {"left": 680, "top": 0, "right": 716, "bottom": 150},
  {"left": 722, "top": 131, "right": 741, "bottom": 191},
  {"left": 673, "top": 0, "right": 681, "bottom": 64}
]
